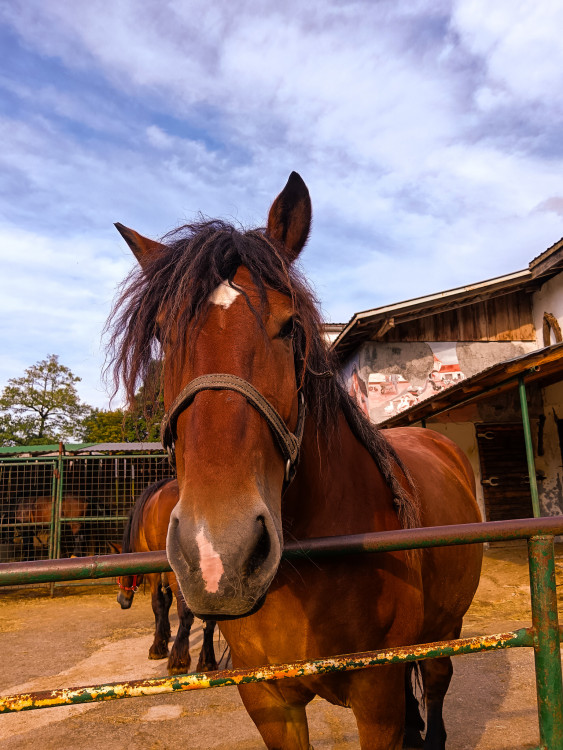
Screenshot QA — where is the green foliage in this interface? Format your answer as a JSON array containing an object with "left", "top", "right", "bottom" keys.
[
  {"left": 0, "top": 355, "right": 91, "bottom": 446},
  {"left": 123, "top": 359, "right": 164, "bottom": 442},
  {"left": 79, "top": 409, "right": 127, "bottom": 443},
  {"left": 79, "top": 360, "right": 164, "bottom": 444}
]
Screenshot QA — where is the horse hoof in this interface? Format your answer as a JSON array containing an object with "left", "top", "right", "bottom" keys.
[
  {"left": 167, "top": 661, "right": 191, "bottom": 675},
  {"left": 148, "top": 648, "right": 169, "bottom": 660},
  {"left": 196, "top": 659, "right": 218, "bottom": 673},
  {"left": 403, "top": 730, "right": 424, "bottom": 749}
]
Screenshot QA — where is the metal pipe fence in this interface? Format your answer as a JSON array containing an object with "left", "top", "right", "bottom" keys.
[{"left": 1, "top": 516, "right": 562, "bottom": 749}]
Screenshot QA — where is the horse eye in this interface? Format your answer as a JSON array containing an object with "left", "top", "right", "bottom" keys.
[{"left": 277, "top": 317, "right": 295, "bottom": 340}]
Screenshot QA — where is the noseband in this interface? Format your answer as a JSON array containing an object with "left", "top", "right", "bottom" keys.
[
  {"left": 160, "top": 373, "right": 306, "bottom": 484},
  {"left": 117, "top": 575, "right": 139, "bottom": 592}
]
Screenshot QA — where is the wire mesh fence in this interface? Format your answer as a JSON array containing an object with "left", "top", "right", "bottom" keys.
[
  {"left": 0, "top": 451, "right": 171, "bottom": 572},
  {"left": 0, "top": 460, "right": 57, "bottom": 563}
]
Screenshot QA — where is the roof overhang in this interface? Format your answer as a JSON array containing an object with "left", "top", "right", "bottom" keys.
[
  {"left": 332, "top": 236, "right": 563, "bottom": 361},
  {"left": 332, "top": 269, "right": 533, "bottom": 360}
]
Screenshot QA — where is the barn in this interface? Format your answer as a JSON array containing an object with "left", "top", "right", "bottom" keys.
[{"left": 333, "top": 237, "right": 563, "bottom": 523}]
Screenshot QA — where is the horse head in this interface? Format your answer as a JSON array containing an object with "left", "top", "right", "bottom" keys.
[{"left": 113, "top": 173, "right": 312, "bottom": 618}]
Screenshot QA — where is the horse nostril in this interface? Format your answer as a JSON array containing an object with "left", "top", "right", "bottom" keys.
[{"left": 246, "top": 516, "right": 271, "bottom": 578}]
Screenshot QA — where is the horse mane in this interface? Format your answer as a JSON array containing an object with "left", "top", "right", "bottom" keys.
[
  {"left": 122, "top": 477, "right": 173, "bottom": 553},
  {"left": 106, "top": 220, "right": 419, "bottom": 529}
]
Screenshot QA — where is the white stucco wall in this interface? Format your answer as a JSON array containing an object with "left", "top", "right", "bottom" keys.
[
  {"left": 424, "top": 422, "right": 485, "bottom": 520},
  {"left": 532, "top": 270, "right": 563, "bottom": 347}
]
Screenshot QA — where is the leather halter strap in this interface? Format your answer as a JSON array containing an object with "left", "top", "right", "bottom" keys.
[
  {"left": 117, "top": 575, "right": 139, "bottom": 592},
  {"left": 160, "top": 373, "right": 306, "bottom": 482}
]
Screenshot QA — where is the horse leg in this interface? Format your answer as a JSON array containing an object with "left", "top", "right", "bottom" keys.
[
  {"left": 421, "top": 657, "right": 453, "bottom": 750},
  {"left": 167, "top": 592, "right": 194, "bottom": 674},
  {"left": 237, "top": 682, "right": 312, "bottom": 750},
  {"left": 404, "top": 664, "right": 424, "bottom": 748},
  {"left": 196, "top": 619, "right": 218, "bottom": 672},
  {"left": 350, "top": 664, "right": 406, "bottom": 749},
  {"left": 148, "top": 574, "right": 173, "bottom": 659}
]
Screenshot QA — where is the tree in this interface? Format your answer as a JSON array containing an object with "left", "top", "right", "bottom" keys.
[
  {"left": 123, "top": 372, "right": 164, "bottom": 442},
  {"left": 79, "top": 408, "right": 127, "bottom": 443},
  {"left": 0, "top": 355, "right": 91, "bottom": 446},
  {"left": 79, "top": 360, "right": 164, "bottom": 444}
]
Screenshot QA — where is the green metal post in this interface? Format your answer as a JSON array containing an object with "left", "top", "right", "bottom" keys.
[
  {"left": 47, "top": 461, "right": 58, "bottom": 560},
  {"left": 52, "top": 449, "right": 65, "bottom": 561},
  {"left": 528, "top": 535, "right": 563, "bottom": 749},
  {"left": 49, "top": 450, "right": 65, "bottom": 596},
  {"left": 519, "top": 375, "right": 541, "bottom": 518}
]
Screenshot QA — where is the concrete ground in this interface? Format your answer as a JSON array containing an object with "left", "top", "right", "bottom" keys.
[{"left": 0, "top": 545, "right": 560, "bottom": 749}]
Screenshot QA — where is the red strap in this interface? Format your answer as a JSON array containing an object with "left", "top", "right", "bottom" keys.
[{"left": 117, "top": 575, "right": 139, "bottom": 592}]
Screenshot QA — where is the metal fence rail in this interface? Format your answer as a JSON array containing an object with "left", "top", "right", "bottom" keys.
[{"left": 1, "top": 516, "right": 563, "bottom": 749}]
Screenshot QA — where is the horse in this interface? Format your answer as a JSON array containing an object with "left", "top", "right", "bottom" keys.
[
  {"left": 15, "top": 495, "right": 89, "bottom": 560},
  {"left": 112, "top": 478, "right": 218, "bottom": 675},
  {"left": 107, "top": 172, "right": 483, "bottom": 749}
]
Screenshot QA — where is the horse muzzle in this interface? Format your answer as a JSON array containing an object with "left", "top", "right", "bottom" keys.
[
  {"left": 166, "top": 502, "right": 281, "bottom": 617},
  {"left": 117, "top": 590, "right": 134, "bottom": 609}
]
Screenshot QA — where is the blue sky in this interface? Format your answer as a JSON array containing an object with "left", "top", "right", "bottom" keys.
[{"left": 1, "top": 0, "right": 563, "bottom": 408}]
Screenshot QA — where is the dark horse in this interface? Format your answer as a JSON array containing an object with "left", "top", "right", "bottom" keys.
[
  {"left": 113, "top": 478, "right": 217, "bottom": 675},
  {"left": 108, "top": 173, "right": 482, "bottom": 748},
  {"left": 15, "top": 495, "right": 89, "bottom": 560}
]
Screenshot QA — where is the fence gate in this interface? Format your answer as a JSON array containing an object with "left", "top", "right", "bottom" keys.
[{"left": 0, "top": 450, "right": 171, "bottom": 573}]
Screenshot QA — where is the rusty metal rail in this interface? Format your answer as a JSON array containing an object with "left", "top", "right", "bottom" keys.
[
  {"left": 1, "top": 516, "right": 563, "bottom": 749},
  {"left": 0, "top": 628, "right": 534, "bottom": 712},
  {"left": 2, "top": 515, "right": 563, "bottom": 586}
]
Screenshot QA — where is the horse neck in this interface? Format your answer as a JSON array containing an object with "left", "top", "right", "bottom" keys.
[{"left": 283, "top": 410, "right": 399, "bottom": 540}]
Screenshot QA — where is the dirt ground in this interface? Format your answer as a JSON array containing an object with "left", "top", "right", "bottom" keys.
[{"left": 1, "top": 544, "right": 562, "bottom": 749}]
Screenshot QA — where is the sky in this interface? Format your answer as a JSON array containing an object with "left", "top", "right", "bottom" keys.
[{"left": 1, "top": 0, "right": 563, "bottom": 409}]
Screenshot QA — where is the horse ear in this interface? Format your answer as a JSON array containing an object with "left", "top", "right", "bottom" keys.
[
  {"left": 114, "top": 223, "right": 166, "bottom": 269},
  {"left": 267, "top": 172, "right": 312, "bottom": 262}
]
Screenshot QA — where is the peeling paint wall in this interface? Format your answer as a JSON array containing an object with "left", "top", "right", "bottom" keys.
[
  {"left": 343, "top": 341, "right": 536, "bottom": 424},
  {"left": 533, "top": 271, "right": 563, "bottom": 347},
  {"left": 537, "top": 381, "right": 563, "bottom": 515}
]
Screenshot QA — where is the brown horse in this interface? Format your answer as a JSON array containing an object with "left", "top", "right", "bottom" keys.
[
  {"left": 113, "top": 478, "right": 218, "bottom": 675},
  {"left": 108, "top": 173, "right": 482, "bottom": 749},
  {"left": 15, "top": 495, "right": 88, "bottom": 560}
]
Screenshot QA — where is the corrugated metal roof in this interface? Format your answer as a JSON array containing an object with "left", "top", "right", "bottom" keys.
[
  {"left": 0, "top": 442, "right": 165, "bottom": 457},
  {"left": 0, "top": 443, "right": 94, "bottom": 456},
  {"left": 77, "top": 442, "right": 164, "bottom": 453}
]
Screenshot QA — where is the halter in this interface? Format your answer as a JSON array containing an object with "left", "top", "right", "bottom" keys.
[
  {"left": 160, "top": 373, "right": 306, "bottom": 485},
  {"left": 117, "top": 575, "right": 139, "bottom": 592}
]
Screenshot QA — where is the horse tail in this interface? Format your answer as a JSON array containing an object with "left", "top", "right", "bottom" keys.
[
  {"left": 407, "top": 661, "right": 424, "bottom": 705},
  {"left": 122, "top": 477, "right": 174, "bottom": 553}
]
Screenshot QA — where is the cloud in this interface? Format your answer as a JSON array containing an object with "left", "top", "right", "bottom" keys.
[
  {"left": 535, "top": 197, "right": 563, "bottom": 217},
  {"left": 1, "top": 0, "right": 563, "bottom": 407}
]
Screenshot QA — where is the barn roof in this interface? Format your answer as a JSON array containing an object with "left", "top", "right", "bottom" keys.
[
  {"left": 0, "top": 443, "right": 94, "bottom": 457},
  {"left": 76, "top": 442, "right": 164, "bottom": 453},
  {"left": 0, "top": 442, "right": 165, "bottom": 458},
  {"left": 332, "top": 238, "right": 563, "bottom": 361}
]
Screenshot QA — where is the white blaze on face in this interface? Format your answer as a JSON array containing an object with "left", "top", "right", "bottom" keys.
[
  {"left": 209, "top": 281, "right": 240, "bottom": 308},
  {"left": 196, "top": 527, "right": 224, "bottom": 593}
]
